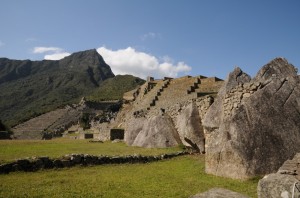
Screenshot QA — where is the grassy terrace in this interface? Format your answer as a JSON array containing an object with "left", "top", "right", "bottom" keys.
[{"left": 0, "top": 139, "right": 259, "bottom": 197}]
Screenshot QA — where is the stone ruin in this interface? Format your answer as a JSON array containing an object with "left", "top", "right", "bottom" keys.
[
  {"left": 110, "top": 128, "right": 124, "bottom": 141},
  {"left": 115, "top": 75, "right": 223, "bottom": 150},
  {"left": 12, "top": 105, "right": 82, "bottom": 140},
  {"left": 114, "top": 57, "right": 300, "bottom": 182},
  {"left": 0, "top": 151, "right": 189, "bottom": 174},
  {"left": 9, "top": 56, "right": 300, "bottom": 186},
  {"left": 202, "top": 58, "right": 300, "bottom": 180},
  {"left": 12, "top": 98, "right": 122, "bottom": 140}
]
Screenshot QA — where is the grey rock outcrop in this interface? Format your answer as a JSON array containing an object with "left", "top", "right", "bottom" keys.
[
  {"left": 124, "top": 117, "right": 146, "bottom": 145},
  {"left": 258, "top": 153, "right": 300, "bottom": 198},
  {"left": 202, "top": 58, "right": 300, "bottom": 179},
  {"left": 132, "top": 115, "right": 182, "bottom": 148},
  {"left": 190, "top": 188, "right": 249, "bottom": 198},
  {"left": 176, "top": 102, "right": 205, "bottom": 153},
  {"left": 258, "top": 174, "right": 299, "bottom": 198},
  {"left": 254, "top": 57, "right": 298, "bottom": 82}
]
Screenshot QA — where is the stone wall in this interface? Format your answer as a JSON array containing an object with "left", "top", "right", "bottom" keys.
[
  {"left": 223, "top": 81, "right": 261, "bottom": 117},
  {"left": 0, "top": 151, "right": 189, "bottom": 174},
  {"left": 146, "top": 95, "right": 214, "bottom": 123}
]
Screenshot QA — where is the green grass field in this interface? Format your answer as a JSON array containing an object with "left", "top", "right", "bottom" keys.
[
  {"left": 0, "top": 139, "right": 182, "bottom": 163},
  {"left": 0, "top": 139, "right": 259, "bottom": 197}
]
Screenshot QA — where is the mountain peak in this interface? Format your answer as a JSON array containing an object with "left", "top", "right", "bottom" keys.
[
  {"left": 58, "top": 49, "right": 115, "bottom": 87},
  {"left": 61, "top": 49, "right": 103, "bottom": 63},
  {"left": 69, "top": 49, "right": 98, "bottom": 57},
  {"left": 0, "top": 49, "right": 119, "bottom": 127}
]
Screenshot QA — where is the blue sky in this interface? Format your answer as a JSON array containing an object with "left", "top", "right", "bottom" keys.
[{"left": 0, "top": 0, "right": 299, "bottom": 79}]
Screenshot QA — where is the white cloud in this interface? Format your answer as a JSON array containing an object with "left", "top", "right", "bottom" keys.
[
  {"left": 97, "top": 46, "right": 191, "bottom": 79},
  {"left": 0, "top": 41, "right": 5, "bottom": 47},
  {"left": 32, "top": 46, "right": 70, "bottom": 60},
  {"left": 44, "top": 52, "right": 71, "bottom": 60},
  {"left": 33, "top": 47, "right": 63, "bottom": 54},
  {"left": 140, "top": 32, "right": 161, "bottom": 41}
]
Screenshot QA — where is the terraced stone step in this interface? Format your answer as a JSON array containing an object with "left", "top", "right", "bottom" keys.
[{"left": 13, "top": 107, "right": 79, "bottom": 139}]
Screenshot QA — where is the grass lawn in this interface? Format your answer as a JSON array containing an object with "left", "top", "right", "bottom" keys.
[
  {"left": 0, "top": 139, "right": 259, "bottom": 197},
  {"left": 0, "top": 138, "right": 182, "bottom": 163},
  {"left": 0, "top": 155, "right": 259, "bottom": 198}
]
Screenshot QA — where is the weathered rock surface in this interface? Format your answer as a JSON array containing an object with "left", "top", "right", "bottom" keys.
[
  {"left": 254, "top": 57, "right": 298, "bottom": 82},
  {"left": 258, "top": 153, "right": 300, "bottom": 198},
  {"left": 132, "top": 115, "right": 182, "bottom": 148},
  {"left": 203, "top": 58, "right": 300, "bottom": 179},
  {"left": 176, "top": 102, "right": 205, "bottom": 153},
  {"left": 190, "top": 188, "right": 249, "bottom": 198},
  {"left": 124, "top": 117, "right": 146, "bottom": 145},
  {"left": 278, "top": 153, "right": 300, "bottom": 179},
  {"left": 258, "top": 174, "right": 299, "bottom": 198}
]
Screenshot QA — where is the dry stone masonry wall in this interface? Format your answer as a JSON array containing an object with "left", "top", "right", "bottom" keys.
[
  {"left": 0, "top": 151, "right": 189, "bottom": 174},
  {"left": 223, "top": 81, "right": 261, "bottom": 117}
]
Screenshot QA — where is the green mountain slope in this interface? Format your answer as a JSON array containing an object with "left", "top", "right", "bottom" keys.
[
  {"left": 87, "top": 74, "right": 145, "bottom": 101},
  {"left": 0, "top": 49, "right": 144, "bottom": 127}
]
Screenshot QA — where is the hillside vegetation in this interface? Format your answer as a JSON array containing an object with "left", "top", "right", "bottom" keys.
[
  {"left": 87, "top": 74, "right": 144, "bottom": 101},
  {"left": 0, "top": 49, "right": 144, "bottom": 127}
]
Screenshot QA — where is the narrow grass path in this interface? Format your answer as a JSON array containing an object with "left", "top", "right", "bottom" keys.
[{"left": 0, "top": 155, "right": 259, "bottom": 198}]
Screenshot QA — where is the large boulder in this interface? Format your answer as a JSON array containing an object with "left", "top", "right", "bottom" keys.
[
  {"left": 124, "top": 117, "right": 146, "bottom": 145},
  {"left": 132, "top": 115, "right": 182, "bottom": 148},
  {"left": 176, "top": 102, "right": 205, "bottom": 153},
  {"left": 190, "top": 188, "right": 249, "bottom": 198},
  {"left": 203, "top": 67, "right": 251, "bottom": 130},
  {"left": 258, "top": 174, "right": 299, "bottom": 198},
  {"left": 202, "top": 58, "right": 300, "bottom": 179},
  {"left": 258, "top": 153, "right": 300, "bottom": 198}
]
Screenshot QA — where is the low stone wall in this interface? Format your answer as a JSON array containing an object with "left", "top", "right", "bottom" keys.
[{"left": 0, "top": 151, "right": 190, "bottom": 174}]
